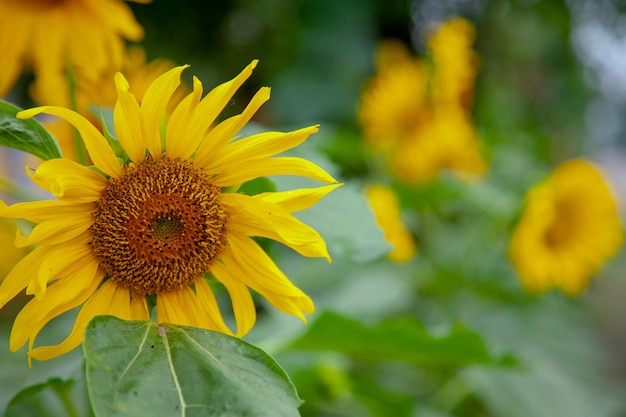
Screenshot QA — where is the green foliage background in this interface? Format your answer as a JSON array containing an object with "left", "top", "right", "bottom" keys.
[{"left": 2, "top": 0, "right": 626, "bottom": 416}]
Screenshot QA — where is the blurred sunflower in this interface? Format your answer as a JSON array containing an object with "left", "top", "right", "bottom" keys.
[
  {"left": 0, "top": 60, "right": 339, "bottom": 363},
  {"left": 38, "top": 46, "right": 187, "bottom": 162},
  {"left": 510, "top": 159, "right": 623, "bottom": 294},
  {"left": 359, "top": 18, "right": 486, "bottom": 184},
  {"left": 365, "top": 185, "right": 416, "bottom": 262},
  {"left": 0, "top": 0, "right": 147, "bottom": 97}
]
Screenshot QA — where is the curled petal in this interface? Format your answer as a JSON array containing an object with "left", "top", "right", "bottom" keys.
[{"left": 17, "top": 107, "right": 122, "bottom": 178}]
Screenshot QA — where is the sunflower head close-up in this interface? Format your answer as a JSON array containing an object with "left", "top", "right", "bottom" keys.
[
  {"left": 510, "top": 158, "right": 623, "bottom": 294},
  {"left": 0, "top": 0, "right": 147, "bottom": 98},
  {"left": 0, "top": 60, "right": 340, "bottom": 364}
]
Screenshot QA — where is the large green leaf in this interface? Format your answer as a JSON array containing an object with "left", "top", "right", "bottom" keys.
[
  {"left": 289, "top": 311, "right": 491, "bottom": 366},
  {"left": 84, "top": 316, "right": 301, "bottom": 417},
  {"left": 0, "top": 100, "right": 62, "bottom": 160}
]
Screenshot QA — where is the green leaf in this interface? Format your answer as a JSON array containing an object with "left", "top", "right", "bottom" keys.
[
  {"left": 84, "top": 316, "right": 302, "bottom": 417},
  {"left": 289, "top": 311, "right": 491, "bottom": 366},
  {"left": 0, "top": 100, "right": 62, "bottom": 160},
  {"left": 5, "top": 377, "right": 93, "bottom": 417}
]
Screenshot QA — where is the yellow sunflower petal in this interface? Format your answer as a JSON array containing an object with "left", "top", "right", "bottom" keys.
[
  {"left": 28, "top": 237, "right": 93, "bottom": 300},
  {"left": 141, "top": 65, "right": 189, "bottom": 157},
  {"left": 15, "top": 213, "right": 93, "bottom": 247},
  {"left": 10, "top": 260, "right": 101, "bottom": 353},
  {"left": 193, "top": 60, "right": 258, "bottom": 131},
  {"left": 221, "top": 233, "right": 314, "bottom": 321},
  {"left": 193, "top": 278, "right": 233, "bottom": 335},
  {"left": 17, "top": 107, "right": 122, "bottom": 178},
  {"left": 114, "top": 72, "right": 146, "bottom": 163},
  {"left": 0, "top": 246, "right": 50, "bottom": 310},
  {"left": 89, "top": 0, "right": 145, "bottom": 41},
  {"left": 223, "top": 193, "right": 330, "bottom": 260},
  {"left": 213, "top": 156, "right": 336, "bottom": 187},
  {"left": 25, "top": 159, "right": 107, "bottom": 202},
  {"left": 165, "top": 76, "right": 204, "bottom": 159},
  {"left": 1, "top": 200, "right": 94, "bottom": 223},
  {"left": 253, "top": 183, "right": 342, "bottom": 213},
  {"left": 166, "top": 60, "right": 259, "bottom": 160},
  {"left": 28, "top": 280, "right": 131, "bottom": 362},
  {"left": 129, "top": 295, "right": 150, "bottom": 320},
  {"left": 207, "top": 126, "right": 320, "bottom": 171},
  {"left": 193, "top": 86, "right": 270, "bottom": 168},
  {"left": 211, "top": 262, "right": 257, "bottom": 337}
]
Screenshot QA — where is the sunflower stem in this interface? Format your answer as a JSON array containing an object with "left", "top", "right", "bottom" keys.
[
  {"left": 52, "top": 382, "right": 79, "bottom": 417},
  {"left": 65, "top": 66, "right": 88, "bottom": 166}
]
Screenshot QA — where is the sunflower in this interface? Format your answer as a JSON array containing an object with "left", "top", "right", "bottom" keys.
[
  {"left": 427, "top": 17, "right": 479, "bottom": 110},
  {"left": 510, "top": 159, "right": 623, "bottom": 294},
  {"left": 0, "top": 0, "right": 147, "bottom": 97},
  {"left": 365, "top": 184, "right": 416, "bottom": 262},
  {"left": 358, "top": 18, "right": 485, "bottom": 184},
  {"left": 0, "top": 60, "right": 339, "bottom": 363}
]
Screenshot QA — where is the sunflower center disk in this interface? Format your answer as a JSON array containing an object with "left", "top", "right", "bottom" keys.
[{"left": 90, "top": 157, "right": 229, "bottom": 295}]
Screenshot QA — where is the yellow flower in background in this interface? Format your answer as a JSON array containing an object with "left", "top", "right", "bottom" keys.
[
  {"left": 0, "top": 60, "right": 339, "bottom": 363},
  {"left": 510, "top": 159, "right": 623, "bottom": 294},
  {"left": 38, "top": 46, "right": 187, "bottom": 162},
  {"left": 428, "top": 17, "right": 479, "bottom": 110},
  {"left": 365, "top": 185, "right": 416, "bottom": 262},
  {"left": 0, "top": 219, "right": 30, "bottom": 282},
  {"left": 0, "top": 0, "right": 148, "bottom": 98},
  {"left": 359, "top": 40, "right": 428, "bottom": 154},
  {"left": 359, "top": 18, "right": 486, "bottom": 184}
]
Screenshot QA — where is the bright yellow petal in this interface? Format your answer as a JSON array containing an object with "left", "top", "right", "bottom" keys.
[
  {"left": 25, "top": 159, "right": 107, "bottom": 202},
  {"left": 156, "top": 285, "right": 231, "bottom": 334},
  {"left": 223, "top": 193, "right": 330, "bottom": 260},
  {"left": 114, "top": 72, "right": 146, "bottom": 163},
  {"left": 213, "top": 156, "right": 336, "bottom": 187},
  {"left": 210, "top": 262, "right": 257, "bottom": 337},
  {"left": 27, "top": 236, "right": 93, "bottom": 300},
  {"left": 141, "top": 65, "right": 189, "bottom": 157},
  {"left": 165, "top": 76, "right": 204, "bottom": 159},
  {"left": 220, "top": 233, "right": 314, "bottom": 321},
  {"left": 254, "top": 183, "right": 342, "bottom": 212},
  {"left": 10, "top": 260, "right": 101, "bottom": 353},
  {"left": 194, "top": 86, "right": 270, "bottom": 168},
  {"left": 129, "top": 295, "right": 150, "bottom": 320},
  {"left": 207, "top": 126, "right": 319, "bottom": 171},
  {"left": 17, "top": 107, "right": 122, "bottom": 178},
  {"left": 0, "top": 246, "right": 50, "bottom": 310},
  {"left": 193, "top": 278, "right": 233, "bottom": 335},
  {"left": 15, "top": 213, "right": 93, "bottom": 247},
  {"left": 28, "top": 280, "right": 131, "bottom": 362},
  {"left": 166, "top": 60, "right": 259, "bottom": 159},
  {"left": 1, "top": 199, "right": 94, "bottom": 223}
]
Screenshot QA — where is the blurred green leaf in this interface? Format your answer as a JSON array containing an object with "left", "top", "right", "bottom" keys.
[
  {"left": 290, "top": 311, "right": 491, "bottom": 366},
  {"left": 84, "top": 316, "right": 301, "bottom": 417},
  {"left": 0, "top": 100, "right": 62, "bottom": 161},
  {"left": 5, "top": 377, "right": 92, "bottom": 417},
  {"left": 238, "top": 176, "right": 276, "bottom": 196},
  {"left": 0, "top": 317, "right": 84, "bottom": 416}
]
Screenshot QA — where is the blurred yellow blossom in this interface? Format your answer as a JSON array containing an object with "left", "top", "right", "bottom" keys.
[
  {"left": 359, "top": 18, "right": 486, "bottom": 184},
  {"left": 0, "top": 0, "right": 148, "bottom": 98},
  {"left": 510, "top": 159, "right": 623, "bottom": 294},
  {"left": 36, "top": 46, "right": 186, "bottom": 162},
  {"left": 365, "top": 185, "right": 416, "bottom": 262}
]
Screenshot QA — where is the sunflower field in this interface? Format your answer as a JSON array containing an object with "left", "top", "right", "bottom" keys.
[{"left": 1, "top": 1, "right": 626, "bottom": 416}]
